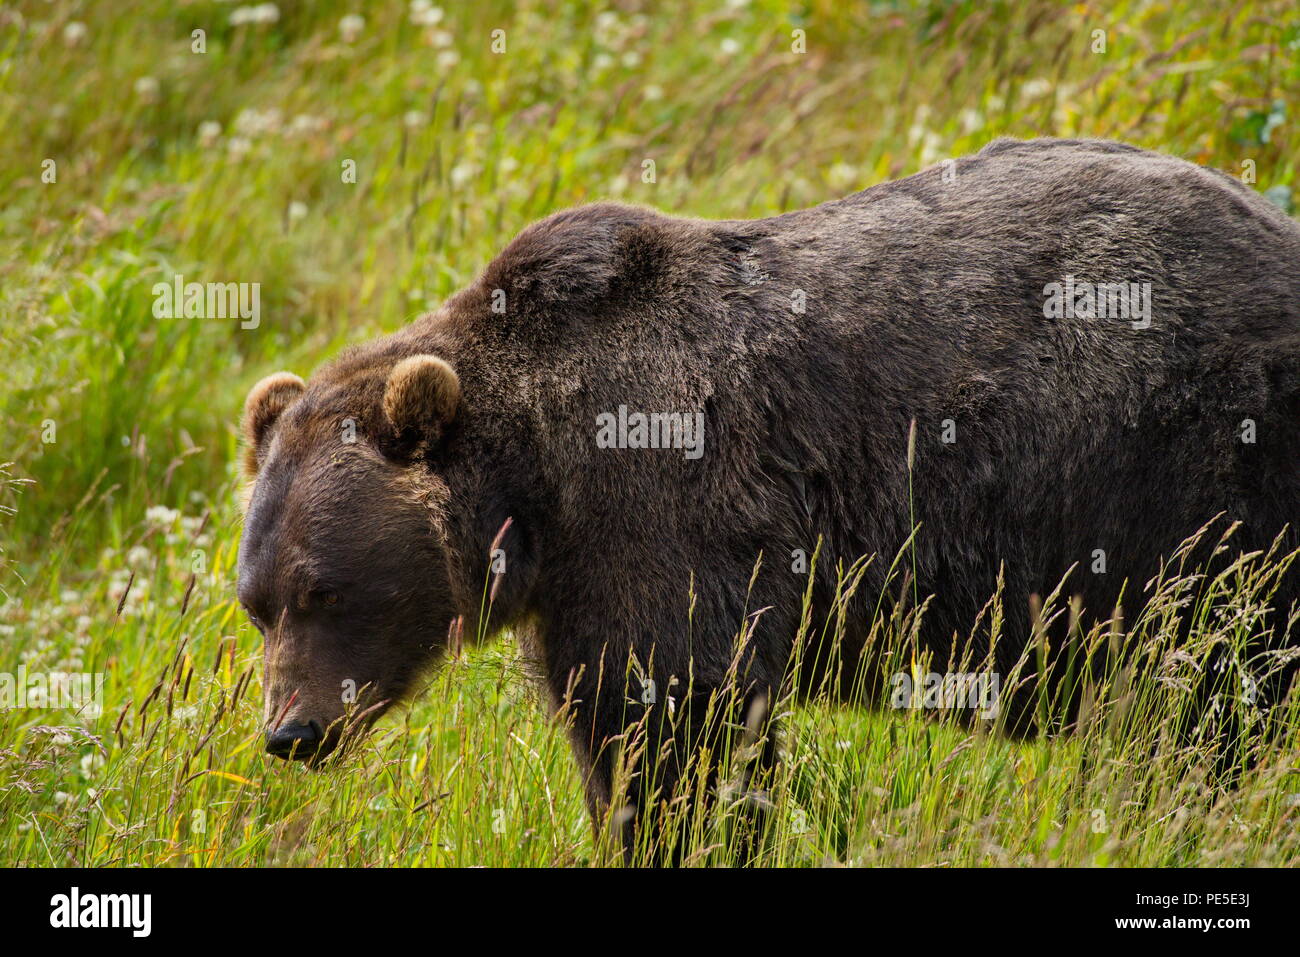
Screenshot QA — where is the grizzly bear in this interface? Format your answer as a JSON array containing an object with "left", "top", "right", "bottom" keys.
[{"left": 237, "top": 138, "right": 1300, "bottom": 859}]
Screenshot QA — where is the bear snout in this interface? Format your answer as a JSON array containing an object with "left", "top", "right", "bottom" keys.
[{"left": 265, "top": 720, "right": 328, "bottom": 762}]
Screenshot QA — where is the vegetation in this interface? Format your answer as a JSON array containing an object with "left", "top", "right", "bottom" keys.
[{"left": 1, "top": 0, "right": 1297, "bottom": 866}]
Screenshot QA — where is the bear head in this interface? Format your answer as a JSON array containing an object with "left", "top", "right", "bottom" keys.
[{"left": 236, "top": 355, "right": 464, "bottom": 764}]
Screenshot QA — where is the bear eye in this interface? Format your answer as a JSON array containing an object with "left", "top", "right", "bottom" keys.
[{"left": 316, "top": 589, "right": 340, "bottom": 608}]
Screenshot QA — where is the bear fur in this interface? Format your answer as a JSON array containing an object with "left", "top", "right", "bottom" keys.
[{"left": 238, "top": 138, "right": 1300, "bottom": 854}]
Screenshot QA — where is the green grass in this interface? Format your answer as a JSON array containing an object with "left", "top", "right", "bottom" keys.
[{"left": 2, "top": 0, "right": 1299, "bottom": 867}]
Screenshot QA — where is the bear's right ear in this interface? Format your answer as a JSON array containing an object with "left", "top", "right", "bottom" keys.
[
  {"left": 241, "top": 372, "right": 305, "bottom": 479},
  {"left": 382, "top": 355, "right": 461, "bottom": 453}
]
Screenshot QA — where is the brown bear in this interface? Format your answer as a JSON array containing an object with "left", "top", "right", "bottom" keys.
[{"left": 238, "top": 137, "right": 1300, "bottom": 859}]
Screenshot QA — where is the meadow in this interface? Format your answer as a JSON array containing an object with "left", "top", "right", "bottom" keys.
[{"left": 1, "top": 0, "right": 1298, "bottom": 867}]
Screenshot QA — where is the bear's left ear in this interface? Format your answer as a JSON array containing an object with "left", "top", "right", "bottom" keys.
[
  {"left": 242, "top": 371, "right": 306, "bottom": 479},
  {"left": 383, "top": 355, "right": 461, "bottom": 450}
]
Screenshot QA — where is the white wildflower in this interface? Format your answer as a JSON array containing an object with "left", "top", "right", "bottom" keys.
[
  {"left": 62, "top": 22, "right": 88, "bottom": 47},
  {"left": 339, "top": 14, "right": 364, "bottom": 43},
  {"left": 197, "top": 120, "right": 222, "bottom": 146},
  {"left": 146, "top": 504, "right": 180, "bottom": 527},
  {"left": 1021, "top": 78, "right": 1054, "bottom": 99},
  {"left": 80, "top": 752, "right": 105, "bottom": 776},
  {"left": 134, "top": 76, "right": 160, "bottom": 103},
  {"left": 230, "top": 4, "right": 279, "bottom": 27},
  {"left": 410, "top": 1, "right": 444, "bottom": 27}
]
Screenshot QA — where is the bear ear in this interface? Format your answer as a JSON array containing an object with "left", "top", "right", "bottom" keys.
[
  {"left": 242, "top": 372, "right": 305, "bottom": 478},
  {"left": 383, "top": 355, "right": 461, "bottom": 447}
]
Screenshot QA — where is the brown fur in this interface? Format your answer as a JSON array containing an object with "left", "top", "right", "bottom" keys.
[
  {"left": 238, "top": 138, "right": 1300, "bottom": 858},
  {"left": 383, "top": 355, "right": 460, "bottom": 432},
  {"left": 241, "top": 371, "right": 305, "bottom": 479}
]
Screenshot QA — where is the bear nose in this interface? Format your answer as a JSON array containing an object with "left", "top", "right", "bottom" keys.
[{"left": 265, "top": 721, "right": 323, "bottom": 760}]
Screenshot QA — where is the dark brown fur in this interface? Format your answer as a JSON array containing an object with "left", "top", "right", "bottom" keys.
[{"left": 238, "top": 138, "right": 1300, "bottom": 855}]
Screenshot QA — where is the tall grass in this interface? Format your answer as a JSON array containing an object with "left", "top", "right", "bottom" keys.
[
  {"left": 3, "top": 506, "right": 1297, "bottom": 866},
  {"left": 1, "top": 0, "right": 1298, "bottom": 866}
]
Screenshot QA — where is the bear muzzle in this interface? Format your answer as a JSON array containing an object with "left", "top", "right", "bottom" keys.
[{"left": 265, "top": 719, "right": 329, "bottom": 762}]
